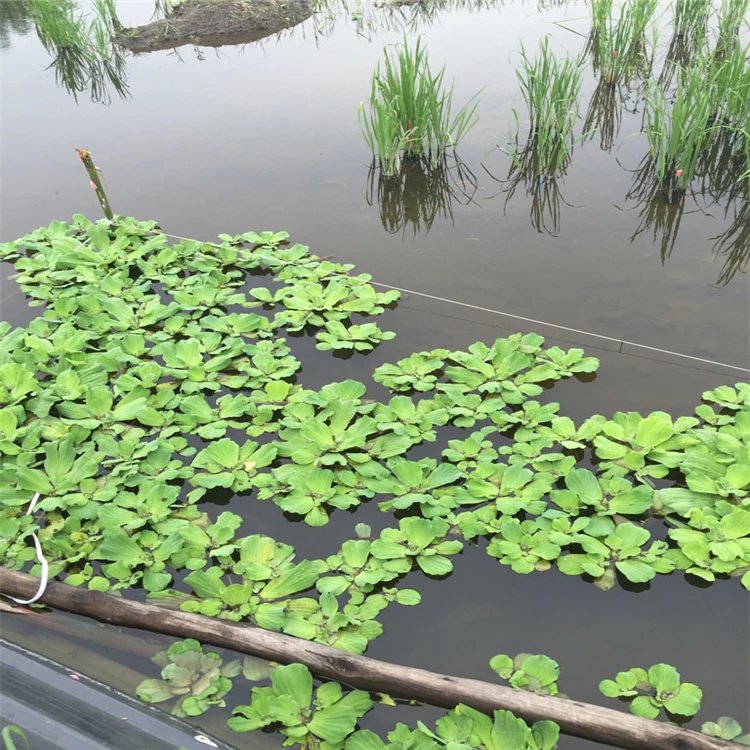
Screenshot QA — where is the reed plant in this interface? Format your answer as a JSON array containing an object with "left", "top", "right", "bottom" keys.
[
  {"left": 659, "top": 0, "right": 711, "bottom": 85},
  {"left": 359, "top": 37, "right": 480, "bottom": 177},
  {"left": 714, "top": 0, "right": 750, "bottom": 58},
  {"left": 644, "top": 68, "right": 715, "bottom": 195},
  {"left": 673, "top": 0, "right": 712, "bottom": 40},
  {"left": 507, "top": 37, "right": 582, "bottom": 176},
  {"left": 588, "top": 0, "right": 658, "bottom": 84},
  {"left": 644, "top": 44, "right": 749, "bottom": 206}
]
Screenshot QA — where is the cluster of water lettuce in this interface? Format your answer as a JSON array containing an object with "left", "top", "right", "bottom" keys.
[
  {"left": 1, "top": 215, "right": 749, "bottom": 746},
  {"left": 137, "top": 638, "right": 750, "bottom": 748},
  {"left": 372, "top": 349, "right": 750, "bottom": 591}
]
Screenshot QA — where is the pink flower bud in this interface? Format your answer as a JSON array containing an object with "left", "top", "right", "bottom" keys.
[
  {"left": 89, "top": 181, "right": 97, "bottom": 190},
  {"left": 675, "top": 169, "right": 683, "bottom": 178}
]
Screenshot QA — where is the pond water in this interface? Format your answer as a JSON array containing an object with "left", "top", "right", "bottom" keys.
[{"left": 0, "top": 1, "right": 748, "bottom": 748}]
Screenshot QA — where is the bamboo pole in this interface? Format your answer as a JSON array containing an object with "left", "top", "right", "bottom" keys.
[
  {"left": 75, "top": 147, "right": 114, "bottom": 220},
  {"left": 0, "top": 569, "right": 737, "bottom": 750}
]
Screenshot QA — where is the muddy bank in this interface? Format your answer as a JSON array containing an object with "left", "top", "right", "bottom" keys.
[{"left": 116, "top": 0, "right": 312, "bottom": 53}]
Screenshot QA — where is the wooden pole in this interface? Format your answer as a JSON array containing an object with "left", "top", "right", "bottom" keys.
[
  {"left": 0, "top": 569, "right": 737, "bottom": 750},
  {"left": 75, "top": 147, "right": 114, "bottom": 220}
]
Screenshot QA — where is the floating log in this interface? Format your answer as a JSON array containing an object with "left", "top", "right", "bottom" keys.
[{"left": 0, "top": 569, "right": 737, "bottom": 750}]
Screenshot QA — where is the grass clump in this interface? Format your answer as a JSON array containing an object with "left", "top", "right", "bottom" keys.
[
  {"left": 506, "top": 36, "right": 582, "bottom": 177},
  {"left": 588, "top": 0, "right": 658, "bottom": 84},
  {"left": 715, "top": 0, "right": 750, "bottom": 58},
  {"left": 659, "top": 0, "right": 712, "bottom": 83},
  {"left": 359, "top": 36, "right": 479, "bottom": 176},
  {"left": 645, "top": 44, "right": 750, "bottom": 197}
]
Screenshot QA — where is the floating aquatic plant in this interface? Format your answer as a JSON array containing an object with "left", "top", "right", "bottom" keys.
[
  {"left": 228, "top": 662, "right": 373, "bottom": 746},
  {"left": 2, "top": 213, "right": 750, "bottom": 750},
  {"left": 599, "top": 663, "right": 703, "bottom": 720},
  {"left": 346, "top": 705, "right": 560, "bottom": 750},
  {"left": 136, "top": 638, "right": 267, "bottom": 718},
  {"left": 701, "top": 716, "right": 750, "bottom": 744},
  {"left": 489, "top": 653, "right": 561, "bottom": 696}
]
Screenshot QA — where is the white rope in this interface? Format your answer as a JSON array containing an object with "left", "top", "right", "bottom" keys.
[
  {"left": 6, "top": 492, "right": 49, "bottom": 605},
  {"left": 154, "top": 229, "right": 749, "bottom": 377},
  {"left": 368, "top": 282, "right": 750, "bottom": 376}
]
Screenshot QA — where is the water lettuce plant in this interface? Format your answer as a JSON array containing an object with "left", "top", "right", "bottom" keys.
[
  {"left": 701, "top": 716, "right": 750, "bottom": 744},
  {"left": 228, "top": 663, "right": 372, "bottom": 747},
  {"left": 2, "top": 214, "right": 750, "bottom": 750},
  {"left": 136, "top": 638, "right": 256, "bottom": 718},
  {"left": 598, "top": 663, "right": 702, "bottom": 720},
  {"left": 359, "top": 36, "right": 479, "bottom": 176},
  {"left": 489, "top": 653, "right": 560, "bottom": 696}
]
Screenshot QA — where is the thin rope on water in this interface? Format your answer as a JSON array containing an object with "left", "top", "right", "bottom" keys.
[
  {"left": 369, "top": 282, "right": 750, "bottom": 376},
  {"left": 155, "top": 229, "right": 749, "bottom": 377}
]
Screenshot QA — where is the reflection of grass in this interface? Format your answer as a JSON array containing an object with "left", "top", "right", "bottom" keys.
[
  {"left": 583, "top": 77, "right": 623, "bottom": 151},
  {"left": 485, "top": 151, "right": 569, "bottom": 236},
  {"left": 28, "top": 0, "right": 127, "bottom": 103},
  {"left": 0, "top": 0, "right": 32, "bottom": 49},
  {"left": 311, "top": 0, "right": 507, "bottom": 37},
  {"left": 658, "top": 0, "right": 711, "bottom": 87},
  {"left": 507, "top": 37, "right": 581, "bottom": 177},
  {"left": 359, "top": 36, "right": 479, "bottom": 176},
  {"left": 626, "top": 154, "right": 686, "bottom": 261},
  {"left": 366, "top": 153, "right": 478, "bottom": 235},
  {"left": 626, "top": 144, "right": 749, "bottom": 285},
  {"left": 712, "top": 199, "right": 750, "bottom": 285}
]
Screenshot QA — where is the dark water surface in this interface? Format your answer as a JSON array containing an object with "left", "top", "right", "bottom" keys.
[{"left": 1, "top": 1, "right": 748, "bottom": 748}]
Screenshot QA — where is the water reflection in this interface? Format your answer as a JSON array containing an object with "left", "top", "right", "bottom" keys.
[
  {"left": 9, "top": 0, "right": 129, "bottom": 103},
  {"left": 582, "top": 79, "right": 623, "bottom": 152},
  {"left": 712, "top": 199, "right": 750, "bottom": 286},
  {"left": 311, "top": 0, "right": 508, "bottom": 39},
  {"left": 0, "top": 0, "right": 32, "bottom": 49},
  {"left": 485, "top": 147, "right": 570, "bottom": 237},
  {"left": 365, "top": 154, "right": 478, "bottom": 236},
  {"left": 626, "top": 155, "right": 687, "bottom": 262},
  {"left": 626, "top": 151, "right": 750, "bottom": 286}
]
